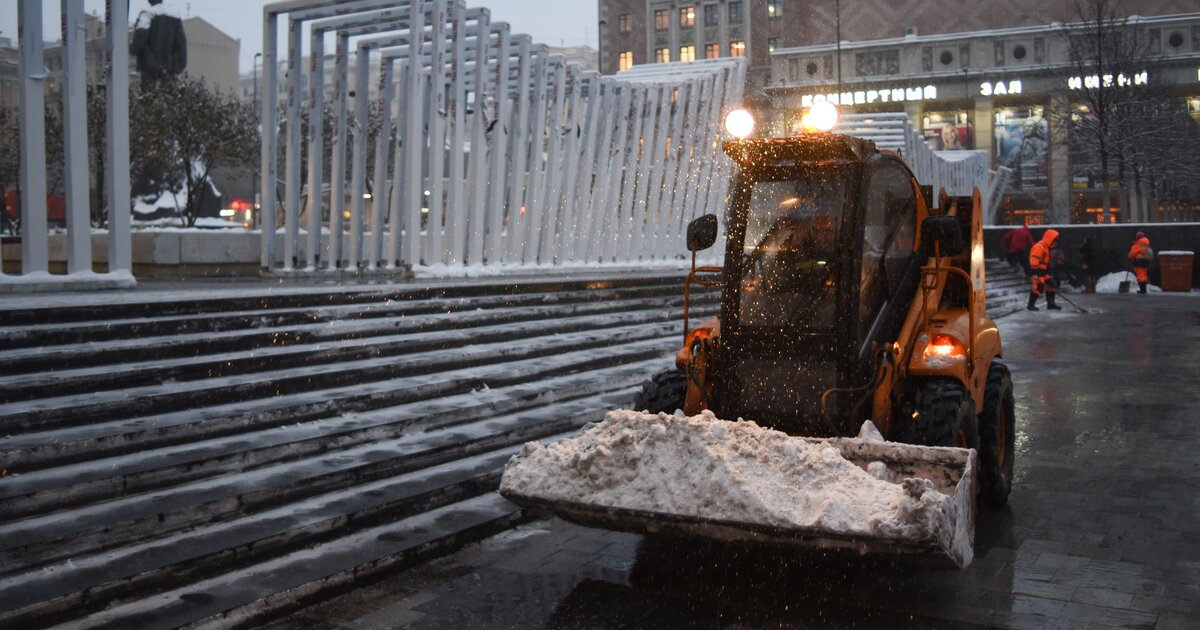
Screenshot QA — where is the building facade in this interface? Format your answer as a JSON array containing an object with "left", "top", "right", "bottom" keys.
[
  {"left": 599, "top": 0, "right": 1198, "bottom": 100},
  {"left": 768, "top": 13, "right": 1200, "bottom": 225},
  {"left": 599, "top": 0, "right": 808, "bottom": 98}
]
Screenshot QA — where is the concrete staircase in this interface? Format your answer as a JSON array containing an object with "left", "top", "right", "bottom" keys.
[
  {"left": 985, "top": 257, "right": 1030, "bottom": 319},
  {"left": 0, "top": 275, "right": 717, "bottom": 629},
  {"left": 0, "top": 263, "right": 1026, "bottom": 628}
]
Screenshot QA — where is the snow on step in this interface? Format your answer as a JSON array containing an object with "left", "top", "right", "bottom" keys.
[
  {"left": 0, "top": 354, "right": 672, "bottom": 472},
  {"left": 0, "top": 383, "right": 647, "bottom": 559},
  {"left": 0, "top": 303, "right": 698, "bottom": 395},
  {"left": 0, "top": 339, "right": 676, "bottom": 508},
  {"left": 0, "top": 314, "right": 703, "bottom": 429},
  {"left": 52, "top": 493, "right": 520, "bottom": 630}
]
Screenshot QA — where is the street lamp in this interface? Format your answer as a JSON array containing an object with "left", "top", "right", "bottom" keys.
[{"left": 253, "top": 52, "right": 262, "bottom": 112}]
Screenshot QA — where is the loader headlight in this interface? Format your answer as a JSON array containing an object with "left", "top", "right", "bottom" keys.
[
  {"left": 801, "top": 100, "right": 839, "bottom": 133},
  {"left": 724, "top": 108, "right": 756, "bottom": 139},
  {"left": 926, "top": 334, "right": 965, "bottom": 358}
]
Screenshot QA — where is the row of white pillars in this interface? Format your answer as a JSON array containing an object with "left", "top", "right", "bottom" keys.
[
  {"left": 261, "top": 0, "right": 746, "bottom": 276},
  {"left": 5, "top": 0, "right": 133, "bottom": 289}
]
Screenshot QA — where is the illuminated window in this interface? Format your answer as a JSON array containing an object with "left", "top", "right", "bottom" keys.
[
  {"left": 680, "top": 6, "right": 695, "bottom": 28},
  {"left": 730, "top": 40, "right": 746, "bottom": 57},
  {"left": 618, "top": 13, "right": 632, "bottom": 35},
  {"left": 680, "top": 45, "right": 696, "bottom": 62},
  {"left": 704, "top": 4, "right": 719, "bottom": 27},
  {"left": 656, "top": 47, "right": 671, "bottom": 63},
  {"left": 729, "top": 1, "right": 743, "bottom": 25},
  {"left": 654, "top": 9, "right": 669, "bottom": 31},
  {"left": 619, "top": 51, "right": 633, "bottom": 71},
  {"left": 705, "top": 43, "right": 720, "bottom": 59},
  {"left": 768, "top": 38, "right": 778, "bottom": 53},
  {"left": 768, "top": 0, "right": 782, "bottom": 18}
]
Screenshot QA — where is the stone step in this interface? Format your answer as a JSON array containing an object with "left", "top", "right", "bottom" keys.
[
  {"left": 0, "top": 308, "right": 712, "bottom": 435},
  {"left": 0, "top": 301, "right": 713, "bottom": 401},
  {"left": 0, "top": 291, "right": 703, "bottom": 376},
  {"left": 0, "top": 337, "right": 677, "bottom": 522},
  {"left": 0, "top": 380, "right": 645, "bottom": 580},
  {"left": 0, "top": 280, "right": 693, "bottom": 353},
  {"left": 0, "top": 275, "right": 688, "bottom": 328},
  {"left": 61, "top": 493, "right": 523, "bottom": 630}
]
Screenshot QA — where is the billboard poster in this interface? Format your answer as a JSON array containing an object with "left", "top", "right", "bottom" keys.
[
  {"left": 994, "top": 106, "right": 1048, "bottom": 193},
  {"left": 921, "top": 111, "right": 974, "bottom": 150}
]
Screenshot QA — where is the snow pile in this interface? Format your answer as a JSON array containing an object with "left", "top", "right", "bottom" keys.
[
  {"left": 501, "top": 410, "right": 960, "bottom": 544},
  {"left": 1094, "top": 272, "right": 1161, "bottom": 293}
]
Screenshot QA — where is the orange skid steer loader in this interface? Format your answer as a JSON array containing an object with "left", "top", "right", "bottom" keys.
[{"left": 501, "top": 109, "right": 1014, "bottom": 569}]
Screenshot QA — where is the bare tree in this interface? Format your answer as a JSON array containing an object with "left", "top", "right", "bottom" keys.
[
  {"left": 0, "top": 105, "right": 19, "bottom": 234},
  {"left": 1056, "top": 0, "right": 1165, "bottom": 223},
  {"left": 132, "top": 75, "right": 259, "bottom": 227}
]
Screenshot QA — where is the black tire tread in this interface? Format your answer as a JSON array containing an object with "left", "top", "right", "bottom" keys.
[
  {"left": 633, "top": 369, "right": 687, "bottom": 414},
  {"left": 978, "top": 362, "right": 1016, "bottom": 507},
  {"left": 896, "top": 379, "right": 979, "bottom": 449}
]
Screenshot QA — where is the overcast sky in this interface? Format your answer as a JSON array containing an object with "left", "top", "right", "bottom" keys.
[{"left": 0, "top": 0, "right": 599, "bottom": 74}]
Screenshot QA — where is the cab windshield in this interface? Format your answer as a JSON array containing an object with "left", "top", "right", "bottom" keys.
[{"left": 738, "top": 165, "right": 853, "bottom": 328}]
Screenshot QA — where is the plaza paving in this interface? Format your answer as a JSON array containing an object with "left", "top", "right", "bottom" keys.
[{"left": 269, "top": 292, "right": 1199, "bottom": 630}]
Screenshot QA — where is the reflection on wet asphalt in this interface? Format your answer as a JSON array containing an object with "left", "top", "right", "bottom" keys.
[{"left": 271, "top": 293, "right": 1200, "bottom": 629}]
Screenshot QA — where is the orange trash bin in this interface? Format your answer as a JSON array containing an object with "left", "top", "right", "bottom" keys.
[{"left": 1158, "top": 251, "right": 1194, "bottom": 292}]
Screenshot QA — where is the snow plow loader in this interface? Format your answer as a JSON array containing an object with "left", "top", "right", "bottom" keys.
[{"left": 500, "top": 106, "right": 1014, "bottom": 569}]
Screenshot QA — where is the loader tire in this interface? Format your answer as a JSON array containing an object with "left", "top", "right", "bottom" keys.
[
  {"left": 978, "top": 363, "right": 1016, "bottom": 507},
  {"left": 897, "top": 380, "right": 979, "bottom": 450},
  {"left": 634, "top": 369, "right": 688, "bottom": 414}
]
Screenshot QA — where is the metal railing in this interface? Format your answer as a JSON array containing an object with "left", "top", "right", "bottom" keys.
[{"left": 260, "top": 1, "right": 745, "bottom": 276}]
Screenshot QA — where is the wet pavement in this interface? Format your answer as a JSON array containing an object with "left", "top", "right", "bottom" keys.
[{"left": 269, "top": 292, "right": 1199, "bottom": 630}]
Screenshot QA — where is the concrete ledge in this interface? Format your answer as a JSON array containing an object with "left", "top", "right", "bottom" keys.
[{"left": 0, "top": 270, "right": 138, "bottom": 294}]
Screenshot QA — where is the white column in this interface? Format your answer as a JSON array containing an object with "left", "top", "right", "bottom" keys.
[
  {"left": 369, "top": 60, "right": 395, "bottom": 269},
  {"left": 348, "top": 41, "right": 372, "bottom": 269},
  {"left": 61, "top": 0, "right": 90, "bottom": 273},
  {"left": 17, "top": 0, "right": 48, "bottom": 274},
  {"left": 482, "top": 27, "right": 512, "bottom": 264},
  {"left": 535, "top": 57, "right": 567, "bottom": 264},
  {"left": 283, "top": 19, "right": 303, "bottom": 270},
  {"left": 305, "top": 32, "right": 326, "bottom": 269},
  {"left": 105, "top": 0, "right": 131, "bottom": 275},
  {"left": 402, "top": 3, "right": 427, "bottom": 267},
  {"left": 328, "top": 33, "right": 351, "bottom": 267},
  {"left": 260, "top": 9, "right": 278, "bottom": 271},
  {"left": 425, "top": 0, "right": 449, "bottom": 266},
  {"left": 443, "top": 4, "right": 469, "bottom": 265},
  {"left": 502, "top": 37, "right": 531, "bottom": 263}
]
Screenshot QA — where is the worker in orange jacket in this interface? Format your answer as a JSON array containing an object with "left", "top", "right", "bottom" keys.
[
  {"left": 1128, "top": 231, "right": 1153, "bottom": 294},
  {"left": 1027, "top": 229, "right": 1062, "bottom": 311}
]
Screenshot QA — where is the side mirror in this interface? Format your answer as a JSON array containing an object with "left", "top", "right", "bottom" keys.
[
  {"left": 920, "top": 215, "right": 964, "bottom": 257},
  {"left": 687, "top": 214, "right": 719, "bottom": 252}
]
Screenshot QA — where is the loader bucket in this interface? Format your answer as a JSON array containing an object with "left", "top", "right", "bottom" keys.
[{"left": 501, "top": 412, "right": 978, "bottom": 569}]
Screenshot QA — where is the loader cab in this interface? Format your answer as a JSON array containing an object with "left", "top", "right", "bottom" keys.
[{"left": 712, "top": 137, "right": 921, "bottom": 436}]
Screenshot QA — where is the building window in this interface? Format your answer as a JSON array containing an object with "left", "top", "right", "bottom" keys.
[
  {"left": 654, "top": 9, "right": 669, "bottom": 31},
  {"left": 705, "top": 43, "right": 720, "bottom": 59},
  {"left": 730, "top": 40, "right": 746, "bottom": 57},
  {"left": 619, "top": 51, "right": 633, "bottom": 71},
  {"left": 656, "top": 47, "right": 671, "bottom": 63},
  {"left": 680, "top": 45, "right": 696, "bottom": 62},
  {"left": 729, "top": 1, "right": 743, "bottom": 25},
  {"left": 618, "top": 13, "right": 632, "bottom": 35},
  {"left": 704, "top": 4, "right": 719, "bottom": 27},
  {"left": 768, "top": 0, "right": 782, "bottom": 18},
  {"left": 768, "top": 38, "right": 779, "bottom": 53},
  {"left": 680, "top": 6, "right": 695, "bottom": 29}
]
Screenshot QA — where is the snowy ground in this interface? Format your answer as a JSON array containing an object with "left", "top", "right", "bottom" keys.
[{"left": 1093, "top": 271, "right": 1196, "bottom": 295}]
